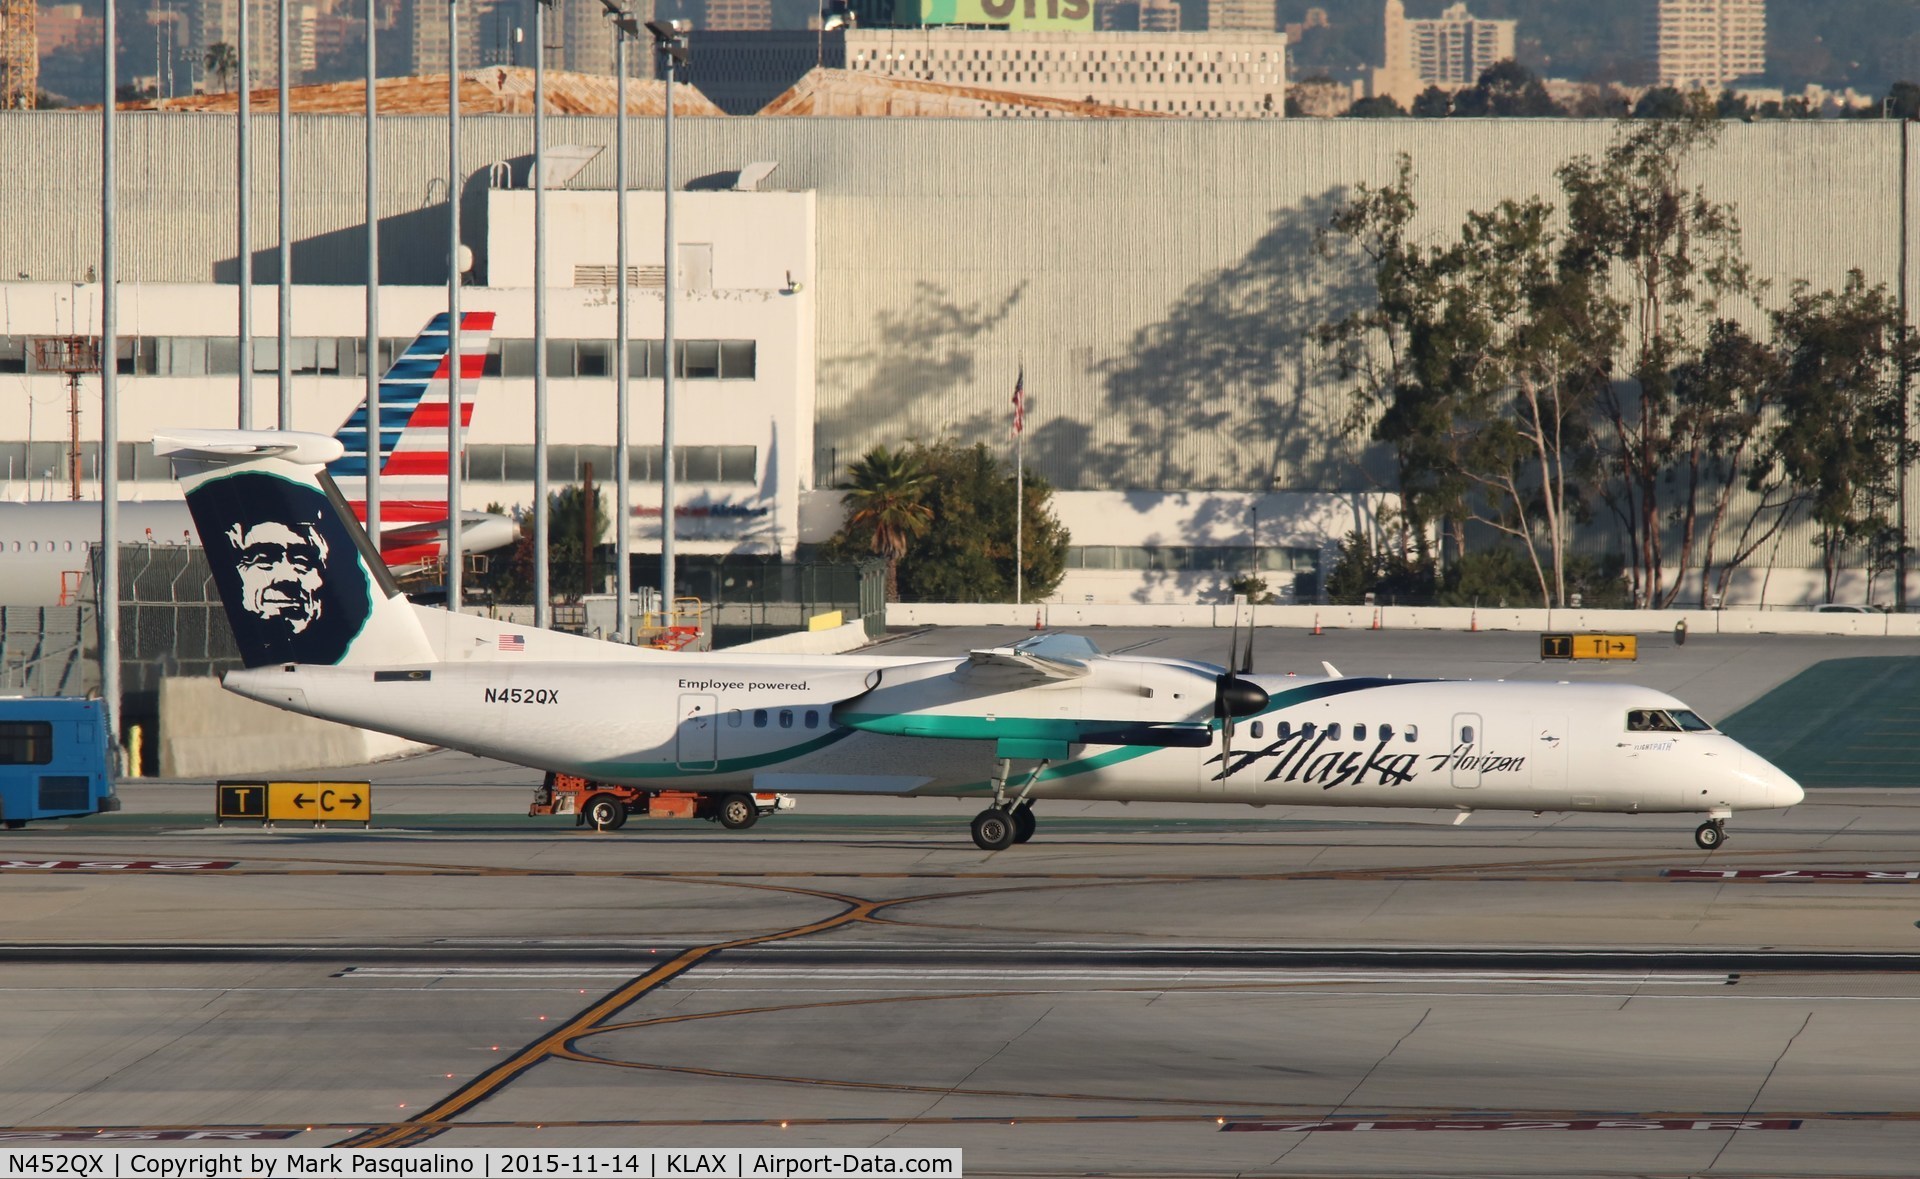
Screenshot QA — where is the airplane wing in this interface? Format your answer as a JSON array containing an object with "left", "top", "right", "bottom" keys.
[
  {"left": 952, "top": 631, "right": 1102, "bottom": 687},
  {"left": 957, "top": 645, "right": 1093, "bottom": 688}
]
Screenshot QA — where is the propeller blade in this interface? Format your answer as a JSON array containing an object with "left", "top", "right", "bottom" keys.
[
  {"left": 1227, "top": 601, "right": 1241, "bottom": 678},
  {"left": 1240, "top": 599, "right": 1255, "bottom": 674},
  {"left": 1222, "top": 710, "right": 1235, "bottom": 777}
]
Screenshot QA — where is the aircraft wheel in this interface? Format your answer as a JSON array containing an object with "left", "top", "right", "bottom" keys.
[
  {"left": 585, "top": 794, "right": 626, "bottom": 832},
  {"left": 716, "top": 793, "right": 760, "bottom": 831},
  {"left": 2, "top": 819, "right": 24, "bottom": 830},
  {"left": 1012, "top": 805, "right": 1037, "bottom": 844},
  {"left": 971, "top": 808, "right": 1016, "bottom": 851},
  {"left": 1694, "top": 820, "right": 1726, "bottom": 850}
]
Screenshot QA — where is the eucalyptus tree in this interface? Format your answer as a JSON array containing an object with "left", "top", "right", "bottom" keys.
[{"left": 1555, "top": 103, "right": 1757, "bottom": 605}]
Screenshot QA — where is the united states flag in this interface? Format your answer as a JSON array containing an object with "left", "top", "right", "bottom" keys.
[
  {"left": 499, "top": 634, "right": 526, "bottom": 652},
  {"left": 1011, "top": 367, "right": 1027, "bottom": 437}
]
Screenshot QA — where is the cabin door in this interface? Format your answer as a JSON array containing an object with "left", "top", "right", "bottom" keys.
[{"left": 676, "top": 693, "right": 719, "bottom": 772}]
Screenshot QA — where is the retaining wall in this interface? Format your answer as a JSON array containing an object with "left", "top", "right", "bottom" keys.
[{"left": 887, "top": 603, "right": 1920, "bottom": 637}]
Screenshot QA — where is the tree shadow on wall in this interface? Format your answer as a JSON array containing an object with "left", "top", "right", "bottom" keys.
[
  {"left": 1086, "top": 187, "right": 1381, "bottom": 491},
  {"left": 817, "top": 280, "right": 1027, "bottom": 476}
]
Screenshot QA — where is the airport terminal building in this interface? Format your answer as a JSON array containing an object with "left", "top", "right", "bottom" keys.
[{"left": 0, "top": 108, "right": 1915, "bottom": 605}]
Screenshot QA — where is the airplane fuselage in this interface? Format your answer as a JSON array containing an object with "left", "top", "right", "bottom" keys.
[{"left": 225, "top": 657, "right": 1800, "bottom": 817}]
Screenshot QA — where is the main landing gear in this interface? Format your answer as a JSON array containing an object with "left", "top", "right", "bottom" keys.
[
  {"left": 1694, "top": 818, "right": 1728, "bottom": 850},
  {"left": 969, "top": 802, "right": 1037, "bottom": 851},
  {"left": 970, "top": 757, "right": 1048, "bottom": 851}
]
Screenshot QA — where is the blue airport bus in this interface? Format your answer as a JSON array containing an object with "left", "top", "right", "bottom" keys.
[{"left": 0, "top": 698, "right": 118, "bottom": 828}]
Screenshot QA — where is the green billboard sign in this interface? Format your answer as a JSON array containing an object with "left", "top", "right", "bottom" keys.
[{"left": 919, "top": 0, "right": 1094, "bottom": 29}]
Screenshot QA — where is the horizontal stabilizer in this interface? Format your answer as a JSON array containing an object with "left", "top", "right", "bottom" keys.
[{"left": 155, "top": 430, "right": 345, "bottom": 467}]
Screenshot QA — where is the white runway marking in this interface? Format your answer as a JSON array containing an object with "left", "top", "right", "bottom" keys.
[{"left": 334, "top": 965, "right": 1736, "bottom": 986}]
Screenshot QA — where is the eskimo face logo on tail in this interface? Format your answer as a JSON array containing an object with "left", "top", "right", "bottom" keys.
[{"left": 194, "top": 472, "right": 373, "bottom": 667}]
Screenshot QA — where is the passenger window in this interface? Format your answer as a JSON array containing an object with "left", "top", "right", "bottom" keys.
[
  {"left": 805, "top": 710, "right": 819, "bottom": 729},
  {"left": 1380, "top": 723, "right": 1394, "bottom": 740},
  {"left": 1301, "top": 723, "right": 1316, "bottom": 738},
  {"left": 1327, "top": 723, "right": 1341, "bottom": 740},
  {"left": 1459, "top": 724, "right": 1475, "bottom": 744},
  {"left": 0, "top": 721, "right": 54, "bottom": 765},
  {"left": 726, "top": 709, "right": 741, "bottom": 728},
  {"left": 753, "top": 709, "right": 767, "bottom": 728},
  {"left": 1276, "top": 721, "right": 1291, "bottom": 739},
  {"left": 779, "top": 709, "right": 794, "bottom": 729},
  {"left": 1354, "top": 723, "right": 1367, "bottom": 741},
  {"left": 1250, "top": 721, "right": 1263, "bottom": 739},
  {"left": 1405, "top": 724, "right": 1418, "bottom": 742}
]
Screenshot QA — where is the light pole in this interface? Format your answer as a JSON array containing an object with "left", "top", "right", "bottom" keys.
[
  {"left": 237, "top": 0, "right": 251, "bottom": 428},
  {"left": 532, "top": 0, "right": 555, "bottom": 629},
  {"left": 602, "top": 0, "right": 637, "bottom": 641},
  {"left": 444, "top": 0, "right": 466, "bottom": 610},
  {"left": 645, "top": 17, "right": 689, "bottom": 627},
  {"left": 101, "top": 0, "right": 121, "bottom": 762},
  {"left": 364, "top": 0, "right": 380, "bottom": 541},
  {"left": 277, "top": 0, "right": 291, "bottom": 429}
]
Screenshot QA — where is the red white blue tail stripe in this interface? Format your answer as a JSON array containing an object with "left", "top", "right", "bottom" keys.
[{"left": 325, "top": 311, "right": 495, "bottom": 571}]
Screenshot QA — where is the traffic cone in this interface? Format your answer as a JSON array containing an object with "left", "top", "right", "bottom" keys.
[
  {"left": 1033, "top": 610, "right": 1043, "bottom": 631},
  {"left": 1311, "top": 613, "right": 1322, "bottom": 636},
  {"left": 1371, "top": 608, "right": 1381, "bottom": 631},
  {"left": 1470, "top": 609, "right": 1478, "bottom": 633}
]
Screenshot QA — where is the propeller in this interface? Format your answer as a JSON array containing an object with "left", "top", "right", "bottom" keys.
[{"left": 1215, "top": 597, "right": 1269, "bottom": 774}]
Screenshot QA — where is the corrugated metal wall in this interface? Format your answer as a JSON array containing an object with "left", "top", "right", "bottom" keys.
[{"left": 1, "top": 114, "right": 1912, "bottom": 571}]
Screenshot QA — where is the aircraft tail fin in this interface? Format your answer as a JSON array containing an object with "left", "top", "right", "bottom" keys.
[
  {"left": 158, "top": 429, "right": 435, "bottom": 670},
  {"left": 327, "top": 311, "right": 495, "bottom": 544}
]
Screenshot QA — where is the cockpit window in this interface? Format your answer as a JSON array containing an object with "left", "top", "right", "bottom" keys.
[
  {"left": 1627, "top": 709, "right": 1685, "bottom": 733},
  {"left": 1669, "top": 709, "right": 1714, "bottom": 732}
]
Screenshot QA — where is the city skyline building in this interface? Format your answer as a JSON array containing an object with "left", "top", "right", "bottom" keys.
[
  {"left": 704, "top": 0, "right": 773, "bottom": 33},
  {"left": 195, "top": 0, "right": 283, "bottom": 87},
  {"left": 1647, "top": 0, "right": 1766, "bottom": 89},
  {"left": 688, "top": 26, "right": 1287, "bottom": 117},
  {"left": 1207, "top": 0, "right": 1273, "bottom": 34},
  {"left": 1370, "top": 0, "right": 1514, "bottom": 108}
]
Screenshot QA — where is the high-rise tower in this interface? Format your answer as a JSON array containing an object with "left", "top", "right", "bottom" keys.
[{"left": 1647, "top": 0, "right": 1765, "bottom": 89}]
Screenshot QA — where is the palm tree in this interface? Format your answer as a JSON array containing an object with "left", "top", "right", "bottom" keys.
[
  {"left": 204, "top": 41, "right": 238, "bottom": 94},
  {"left": 840, "top": 445, "right": 933, "bottom": 601}
]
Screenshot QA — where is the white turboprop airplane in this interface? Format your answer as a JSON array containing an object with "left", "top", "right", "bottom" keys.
[
  {"left": 161, "top": 429, "right": 1804, "bottom": 853},
  {"left": 0, "top": 313, "right": 513, "bottom": 607}
]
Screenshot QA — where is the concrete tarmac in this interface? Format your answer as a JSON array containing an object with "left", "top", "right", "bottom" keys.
[{"left": 4, "top": 628, "right": 1920, "bottom": 1176}]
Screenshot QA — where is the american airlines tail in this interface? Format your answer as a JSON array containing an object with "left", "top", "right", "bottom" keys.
[{"left": 330, "top": 311, "right": 502, "bottom": 573}]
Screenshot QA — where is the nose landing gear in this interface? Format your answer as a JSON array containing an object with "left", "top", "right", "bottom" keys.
[{"left": 1694, "top": 818, "right": 1728, "bottom": 850}]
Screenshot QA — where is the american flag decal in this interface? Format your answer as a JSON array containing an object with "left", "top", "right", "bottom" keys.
[{"left": 499, "top": 634, "right": 526, "bottom": 652}]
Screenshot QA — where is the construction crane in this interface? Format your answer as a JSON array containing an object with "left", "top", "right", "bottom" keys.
[{"left": 0, "top": 0, "right": 36, "bottom": 110}]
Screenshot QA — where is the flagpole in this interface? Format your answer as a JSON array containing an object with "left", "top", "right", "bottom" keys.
[{"left": 1014, "top": 361, "right": 1024, "bottom": 607}]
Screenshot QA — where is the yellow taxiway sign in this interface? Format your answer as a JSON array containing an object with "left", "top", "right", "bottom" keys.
[
  {"left": 1540, "top": 633, "right": 1638, "bottom": 661},
  {"left": 217, "top": 781, "right": 372, "bottom": 825}
]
